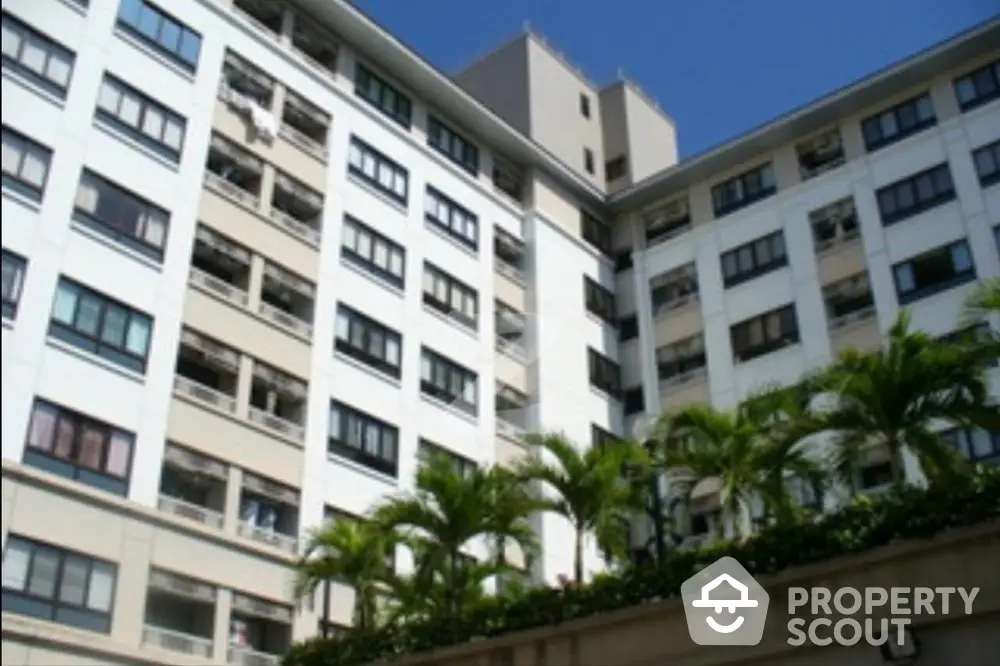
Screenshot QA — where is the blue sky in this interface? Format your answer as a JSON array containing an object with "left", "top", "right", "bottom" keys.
[{"left": 354, "top": 0, "right": 998, "bottom": 158}]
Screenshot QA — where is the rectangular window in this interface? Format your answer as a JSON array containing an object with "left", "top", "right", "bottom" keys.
[
  {"left": 861, "top": 93, "right": 936, "bottom": 152},
  {"left": 656, "top": 334, "right": 707, "bottom": 382},
  {"left": 892, "top": 240, "right": 976, "bottom": 305},
  {"left": 2, "top": 535, "right": 117, "bottom": 633},
  {"left": 420, "top": 347, "right": 478, "bottom": 416},
  {"left": 1, "top": 13, "right": 75, "bottom": 97},
  {"left": 23, "top": 399, "right": 133, "bottom": 496},
  {"left": 591, "top": 424, "right": 618, "bottom": 449},
  {"left": 418, "top": 438, "right": 476, "bottom": 479},
  {"left": 584, "top": 276, "right": 616, "bottom": 326},
  {"left": 584, "top": 148, "right": 595, "bottom": 175},
  {"left": 940, "top": 427, "right": 999, "bottom": 466},
  {"left": 354, "top": 63, "right": 412, "bottom": 129},
  {"left": 2, "top": 125, "right": 52, "bottom": 201},
  {"left": 1, "top": 248, "right": 27, "bottom": 320},
  {"left": 731, "top": 304, "right": 800, "bottom": 363},
  {"left": 876, "top": 163, "right": 955, "bottom": 226},
  {"left": 972, "top": 140, "right": 1000, "bottom": 188},
  {"left": 424, "top": 186, "right": 479, "bottom": 250},
  {"left": 48, "top": 277, "right": 153, "bottom": 374},
  {"left": 711, "top": 163, "right": 776, "bottom": 217},
  {"left": 581, "top": 209, "right": 611, "bottom": 256},
  {"left": 605, "top": 155, "right": 627, "bottom": 182},
  {"left": 422, "top": 263, "right": 478, "bottom": 330},
  {"left": 347, "top": 136, "right": 408, "bottom": 205},
  {"left": 623, "top": 387, "right": 644, "bottom": 416},
  {"left": 644, "top": 198, "right": 691, "bottom": 246},
  {"left": 327, "top": 400, "right": 398, "bottom": 477},
  {"left": 115, "top": 0, "right": 202, "bottom": 72},
  {"left": 73, "top": 170, "right": 170, "bottom": 261},
  {"left": 953, "top": 59, "right": 1000, "bottom": 112},
  {"left": 619, "top": 314, "right": 638, "bottom": 342},
  {"left": 720, "top": 230, "right": 787, "bottom": 288},
  {"left": 588, "top": 347, "right": 621, "bottom": 397},
  {"left": 580, "top": 94, "right": 591, "bottom": 119},
  {"left": 340, "top": 215, "right": 406, "bottom": 289},
  {"left": 615, "top": 249, "right": 633, "bottom": 273},
  {"left": 809, "top": 197, "right": 859, "bottom": 251},
  {"left": 650, "top": 263, "right": 699, "bottom": 314},
  {"left": 95, "top": 74, "right": 186, "bottom": 161},
  {"left": 334, "top": 303, "right": 402, "bottom": 379},
  {"left": 427, "top": 116, "right": 478, "bottom": 176}
]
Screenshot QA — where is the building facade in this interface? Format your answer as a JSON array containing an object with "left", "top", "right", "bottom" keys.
[{"left": 0, "top": 0, "right": 997, "bottom": 664}]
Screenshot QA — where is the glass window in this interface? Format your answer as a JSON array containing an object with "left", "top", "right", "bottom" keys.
[{"left": 116, "top": 0, "right": 202, "bottom": 72}]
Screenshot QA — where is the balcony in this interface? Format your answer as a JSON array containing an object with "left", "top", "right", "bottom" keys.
[
  {"left": 494, "top": 226, "right": 526, "bottom": 283},
  {"left": 281, "top": 91, "right": 329, "bottom": 161},
  {"left": 175, "top": 329, "right": 241, "bottom": 414},
  {"left": 143, "top": 569, "right": 217, "bottom": 659},
  {"left": 259, "top": 261, "right": 315, "bottom": 339},
  {"left": 496, "top": 382, "right": 529, "bottom": 442},
  {"left": 233, "top": 0, "right": 284, "bottom": 38},
  {"left": 643, "top": 198, "right": 691, "bottom": 247},
  {"left": 190, "top": 225, "right": 252, "bottom": 309},
  {"left": 811, "top": 197, "right": 860, "bottom": 254},
  {"left": 796, "top": 128, "right": 845, "bottom": 180},
  {"left": 492, "top": 156, "right": 526, "bottom": 206},
  {"left": 824, "top": 273, "right": 876, "bottom": 331},
  {"left": 228, "top": 592, "right": 293, "bottom": 666},
  {"left": 206, "top": 135, "right": 264, "bottom": 212},
  {"left": 221, "top": 51, "right": 275, "bottom": 110},
  {"left": 249, "top": 362, "right": 307, "bottom": 441},
  {"left": 270, "top": 172, "right": 323, "bottom": 246},
  {"left": 289, "top": 12, "right": 338, "bottom": 80},
  {"left": 238, "top": 472, "right": 300, "bottom": 554},
  {"left": 649, "top": 264, "right": 699, "bottom": 319},
  {"left": 495, "top": 301, "right": 527, "bottom": 362},
  {"left": 158, "top": 443, "right": 227, "bottom": 530}
]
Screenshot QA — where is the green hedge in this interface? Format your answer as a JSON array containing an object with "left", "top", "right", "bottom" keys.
[{"left": 285, "top": 468, "right": 1000, "bottom": 666}]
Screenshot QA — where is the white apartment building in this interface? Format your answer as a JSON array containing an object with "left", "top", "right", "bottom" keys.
[{"left": 0, "top": 0, "right": 997, "bottom": 663}]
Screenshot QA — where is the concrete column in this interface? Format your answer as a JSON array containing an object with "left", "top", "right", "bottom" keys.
[
  {"left": 224, "top": 466, "right": 245, "bottom": 536},
  {"left": 235, "top": 355, "right": 255, "bottom": 419},
  {"left": 213, "top": 588, "right": 234, "bottom": 664},
  {"left": 110, "top": 522, "right": 154, "bottom": 649}
]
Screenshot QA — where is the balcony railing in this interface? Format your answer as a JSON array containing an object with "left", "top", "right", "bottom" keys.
[
  {"left": 829, "top": 305, "right": 876, "bottom": 331},
  {"left": 258, "top": 301, "right": 313, "bottom": 338},
  {"left": 189, "top": 267, "right": 250, "bottom": 308},
  {"left": 229, "top": 646, "right": 282, "bottom": 666},
  {"left": 268, "top": 207, "right": 321, "bottom": 246},
  {"left": 653, "top": 292, "right": 699, "bottom": 318},
  {"left": 237, "top": 521, "right": 298, "bottom": 554},
  {"left": 143, "top": 625, "right": 214, "bottom": 658},
  {"left": 205, "top": 172, "right": 260, "bottom": 210},
  {"left": 495, "top": 259, "right": 526, "bottom": 285},
  {"left": 495, "top": 336, "right": 527, "bottom": 362},
  {"left": 158, "top": 494, "right": 225, "bottom": 529},
  {"left": 659, "top": 366, "right": 708, "bottom": 390},
  {"left": 279, "top": 123, "right": 327, "bottom": 161},
  {"left": 247, "top": 405, "right": 305, "bottom": 441},
  {"left": 496, "top": 418, "right": 525, "bottom": 441},
  {"left": 174, "top": 376, "right": 238, "bottom": 413}
]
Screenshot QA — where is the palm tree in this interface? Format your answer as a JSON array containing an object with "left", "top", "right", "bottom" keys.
[
  {"left": 373, "top": 454, "right": 533, "bottom": 619},
  {"left": 293, "top": 518, "right": 394, "bottom": 631},
  {"left": 962, "top": 277, "right": 1000, "bottom": 323},
  {"left": 816, "top": 311, "right": 999, "bottom": 490},
  {"left": 516, "top": 432, "right": 646, "bottom": 584},
  {"left": 656, "top": 389, "right": 822, "bottom": 540},
  {"left": 482, "top": 465, "right": 541, "bottom": 575}
]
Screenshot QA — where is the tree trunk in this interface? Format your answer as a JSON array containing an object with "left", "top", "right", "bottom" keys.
[{"left": 573, "top": 527, "right": 584, "bottom": 584}]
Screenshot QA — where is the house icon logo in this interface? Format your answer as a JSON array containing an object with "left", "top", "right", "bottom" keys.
[{"left": 681, "top": 556, "right": 769, "bottom": 646}]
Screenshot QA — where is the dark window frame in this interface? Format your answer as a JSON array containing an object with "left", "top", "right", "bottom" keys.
[
  {"left": 584, "top": 276, "right": 616, "bottom": 326},
  {"left": 94, "top": 73, "right": 187, "bottom": 162},
  {"left": 2, "top": 248, "right": 27, "bottom": 320},
  {"left": 23, "top": 398, "right": 134, "bottom": 497},
  {"left": 972, "top": 140, "right": 1000, "bottom": 189},
  {"left": 347, "top": 136, "right": 409, "bottom": 205},
  {"left": 115, "top": 0, "right": 202, "bottom": 72},
  {"left": 730, "top": 304, "right": 800, "bottom": 363},
  {"left": 860, "top": 92, "right": 936, "bottom": 152},
  {"left": 1, "top": 12, "right": 76, "bottom": 98},
  {"left": 48, "top": 277, "right": 153, "bottom": 374},
  {"left": 1, "top": 125, "right": 53, "bottom": 202},
  {"left": 1, "top": 535, "right": 118, "bottom": 634},
  {"left": 614, "top": 248, "right": 633, "bottom": 273},
  {"left": 587, "top": 347, "right": 621, "bottom": 398},
  {"left": 418, "top": 438, "right": 477, "bottom": 479},
  {"left": 591, "top": 424, "right": 619, "bottom": 449},
  {"left": 623, "top": 387, "right": 644, "bottom": 416},
  {"left": 334, "top": 303, "right": 402, "bottom": 379},
  {"left": 618, "top": 314, "right": 638, "bottom": 342},
  {"left": 424, "top": 185, "right": 479, "bottom": 250},
  {"left": 605, "top": 155, "right": 627, "bottom": 182},
  {"left": 73, "top": 169, "right": 171, "bottom": 262},
  {"left": 420, "top": 347, "right": 479, "bottom": 417},
  {"left": 711, "top": 163, "right": 777, "bottom": 218},
  {"left": 340, "top": 215, "right": 406, "bottom": 290},
  {"left": 953, "top": 59, "right": 1000, "bottom": 112},
  {"left": 579, "top": 94, "right": 591, "bottom": 119},
  {"left": 426, "top": 116, "right": 478, "bottom": 176},
  {"left": 327, "top": 400, "right": 399, "bottom": 477},
  {"left": 876, "top": 163, "right": 956, "bottom": 226},
  {"left": 720, "top": 231, "right": 788, "bottom": 288},
  {"left": 354, "top": 63, "right": 412, "bottom": 129},
  {"left": 583, "top": 148, "right": 595, "bottom": 175},
  {"left": 422, "top": 262, "right": 478, "bottom": 330},
  {"left": 892, "top": 240, "right": 976, "bottom": 306},
  {"left": 581, "top": 210, "right": 612, "bottom": 256}
]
